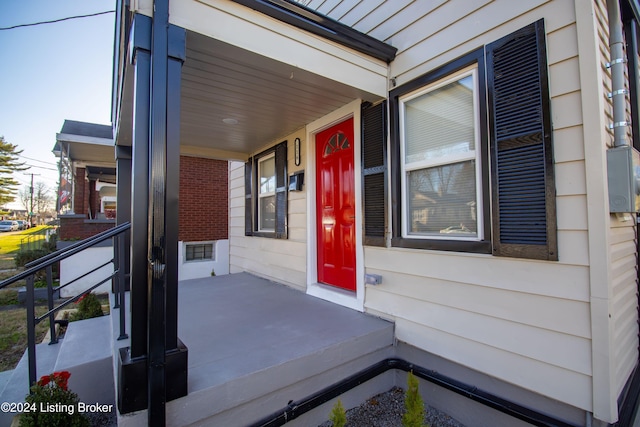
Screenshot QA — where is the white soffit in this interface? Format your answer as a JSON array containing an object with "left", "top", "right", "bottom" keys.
[{"left": 174, "top": 0, "right": 387, "bottom": 97}]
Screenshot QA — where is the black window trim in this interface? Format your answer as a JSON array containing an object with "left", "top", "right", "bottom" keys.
[
  {"left": 245, "top": 140, "right": 288, "bottom": 239},
  {"left": 389, "top": 47, "right": 492, "bottom": 254}
]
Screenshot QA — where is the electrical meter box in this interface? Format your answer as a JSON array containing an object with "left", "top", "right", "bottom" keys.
[{"left": 607, "top": 145, "right": 640, "bottom": 213}]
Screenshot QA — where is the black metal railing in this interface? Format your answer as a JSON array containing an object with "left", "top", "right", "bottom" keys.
[{"left": 0, "top": 222, "right": 131, "bottom": 388}]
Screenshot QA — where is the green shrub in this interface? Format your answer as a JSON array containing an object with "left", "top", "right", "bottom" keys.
[
  {"left": 0, "top": 289, "right": 18, "bottom": 305},
  {"left": 70, "top": 293, "right": 103, "bottom": 321},
  {"left": 15, "top": 249, "right": 49, "bottom": 268},
  {"left": 20, "top": 371, "right": 89, "bottom": 427},
  {"left": 329, "top": 399, "right": 347, "bottom": 427},
  {"left": 402, "top": 371, "right": 426, "bottom": 427}
]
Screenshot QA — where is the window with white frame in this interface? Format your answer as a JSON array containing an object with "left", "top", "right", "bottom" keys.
[
  {"left": 244, "top": 140, "right": 288, "bottom": 239},
  {"left": 258, "top": 153, "right": 276, "bottom": 232},
  {"left": 378, "top": 20, "right": 557, "bottom": 260},
  {"left": 400, "top": 67, "right": 482, "bottom": 240}
]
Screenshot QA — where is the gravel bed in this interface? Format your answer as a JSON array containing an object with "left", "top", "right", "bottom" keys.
[{"left": 318, "top": 387, "right": 465, "bottom": 427}]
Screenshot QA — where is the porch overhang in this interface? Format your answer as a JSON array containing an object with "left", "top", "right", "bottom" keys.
[
  {"left": 113, "top": 0, "right": 393, "bottom": 161},
  {"left": 54, "top": 122, "right": 116, "bottom": 170}
]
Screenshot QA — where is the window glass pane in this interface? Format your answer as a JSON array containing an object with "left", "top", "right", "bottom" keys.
[
  {"left": 259, "top": 156, "right": 276, "bottom": 194},
  {"left": 404, "top": 75, "right": 475, "bottom": 163},
  {"left": 407, "top": 160, "right": 477, "bottom": 237},
  {"left": 259, "top": 195, "right": 276, "bottom": 231},
  {"left": 185, "top": 243, "right": 214, "bottom": 261}
]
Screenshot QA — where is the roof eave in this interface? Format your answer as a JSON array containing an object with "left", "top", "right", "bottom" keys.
[{"left": 229, "top": 0, "right": 397, "bottom": 63}]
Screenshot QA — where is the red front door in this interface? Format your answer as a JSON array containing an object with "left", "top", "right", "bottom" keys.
[{"left": 316, "top": 117, "right": 356, "bottom": 291}]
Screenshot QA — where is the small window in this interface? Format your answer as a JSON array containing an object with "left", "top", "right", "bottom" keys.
[
  {"left": 245, "top": 140, "right": 288, "bottom": 239},
  {"left": 258, "top": 153, "right": 276, "bottom": 232},
  {"left": 185, "top": 243, "right": 214, "bottom": 261}
]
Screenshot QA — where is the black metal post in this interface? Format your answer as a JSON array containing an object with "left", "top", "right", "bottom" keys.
[
  {"left": 116, "top": 10, "right": 187, "bottom": 418},
  {"left": 113, "top": 234, "right": 120, "bottom": 309},
  {"left": 164, "top": 44, "right": 182, "bottom": 352},
  {"left": 148, "top": 0, "right": 170, "bottom": 423},
  {"left": 117, "top": 233, "right": 128, "bottom": 340},
  {"left": 115, "top": 145, "right": 132, "bottom": 292},
  {"left": 26, "top": 275, "right": 36, "bottom": 388},
  {"left": 46, "top": 266, "right": 57, "bottom": 345},
  {"left": 130, "top": 39, "right": 151, "bottom": 360}
]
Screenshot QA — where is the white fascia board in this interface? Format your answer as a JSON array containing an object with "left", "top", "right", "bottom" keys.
[
  {"left": 56, "top": 133, "right": 114, "bottom": 147},
  {"left": 171, "top": 0, "right": 388, "bottom": 98},
  {"left": 130, "top": 0, "right": 153, "bottom": 17}
]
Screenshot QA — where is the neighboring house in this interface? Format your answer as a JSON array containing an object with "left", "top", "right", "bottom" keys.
[
  {"left": 54, "top": 120, "right": 117, "bottom": 240},
  {"left": 53, "top": 120, "right": 120, "bottom": 296},
  {"left": 53, "top": 120, "right": 229, "bottom": 295},
  {"left": 111, "top": 0, "right": 640, "bottom": 425}
]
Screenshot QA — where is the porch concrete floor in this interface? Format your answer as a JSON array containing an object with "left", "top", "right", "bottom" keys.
[
  {"left": 117, "top": 272, "right": 397, "bottom": 426},
  {"left": 177, "top": 272, "right": 394, "bottom": 394}
]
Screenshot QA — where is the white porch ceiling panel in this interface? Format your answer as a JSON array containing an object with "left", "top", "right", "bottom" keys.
[
  {"left": 170, "top": 0, "right": 388, "bottom": 161},
  {"left": 180, "top": 30, "right": 380, "bottom": 160},
  {"left": 123, "top": 0, "right": 389, "bottom": 161}
]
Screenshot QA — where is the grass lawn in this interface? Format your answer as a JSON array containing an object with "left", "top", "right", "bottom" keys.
[
  {"left": 0, "top": 226, "right": 56, "bottom": 371},
  {"left": 0, "top": 226, "right": 53, "bottom": 270},
  {"left": 0, "top": 306, "right": 49, "bottom": 371}
]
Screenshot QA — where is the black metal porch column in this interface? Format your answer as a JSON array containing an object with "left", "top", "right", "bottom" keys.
[
  {"left": 115, "top": 145, "right": 131, "bottom": 291},
  {"left": 117, "top": 9, "right": 187, "bottom": 421},
  {"left": 147, "top": 0, "right": 187, "bottom": 422}
]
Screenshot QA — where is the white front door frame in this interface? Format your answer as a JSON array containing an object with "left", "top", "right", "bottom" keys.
[{"left": 306, "top": 99, "right": 365, "bottom": 311}]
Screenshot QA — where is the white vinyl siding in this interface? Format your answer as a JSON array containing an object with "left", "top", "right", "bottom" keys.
[
  {"left": 229, "top": 129, "right": 307, "bottom": 291},
  {"left": 323, "top": 0, "right": 599, "bottom": 414}
]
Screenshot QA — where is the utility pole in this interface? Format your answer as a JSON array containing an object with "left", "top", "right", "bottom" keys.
[{"left": 24, "top": 173, "right": 40, "bottom": 226}]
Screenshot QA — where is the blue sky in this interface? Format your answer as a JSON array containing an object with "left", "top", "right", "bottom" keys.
[{"left": 0, "top": 1, "right": 115, "bottom": 209}]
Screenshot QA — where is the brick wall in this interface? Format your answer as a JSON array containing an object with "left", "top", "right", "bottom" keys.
[
  {"left": 179, "top": 156, "right": 228, "bottom": 242},
  {"left": 59, "top": 216, "right": 115, "bottom": 240},
  {"left": 73, "top": 167, "right": 89, "bottom": 216},
  {"left": 88, "top": 180, "right": 99, "bottom": 219}
]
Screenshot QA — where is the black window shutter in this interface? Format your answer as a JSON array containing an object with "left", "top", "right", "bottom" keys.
[
  {"left": 274, "top": 141, "right": 288, "bottom": 239},
  {"left": 244, "top": 159, "right": 253, "bottom": 236},
  {"left": 362, "top": 101, "right": 387, "bottom": 246},
  {"left": 487, "top": 19, "right": 557, "bottom": 260}
]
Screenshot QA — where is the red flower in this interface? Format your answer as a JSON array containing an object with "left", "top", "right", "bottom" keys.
[
  {"left": 52, "top": 371, "right": 71, "bottom": 390},
  {"left": 37, "top": 375, "right": 51, "bottom": 387},
  {"left": 36, "top": 371, "right": 71, "bottom": 390},
  {"left": 75, "top": 294, "right": 87, "bottom": 304}
]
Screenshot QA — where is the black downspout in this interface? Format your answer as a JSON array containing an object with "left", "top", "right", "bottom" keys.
[{"left": 249, "top": 358, "right": 579, "bottom": 427}]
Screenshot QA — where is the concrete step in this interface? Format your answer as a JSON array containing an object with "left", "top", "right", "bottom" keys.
[
  {"left": 0, "top": 341, "right": 61, "bottom": 427},
  {"left": 53, "top": 315, "right": 116, "bottom": 408},
  {"left": 0, "top": 369, "right": 14, "bottom": 396}
]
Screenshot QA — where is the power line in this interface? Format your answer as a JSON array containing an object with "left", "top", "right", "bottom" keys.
[
  {"left": 0, "top": 10, "right": 115, "bottom": 31},
  {"left": 17, "top": 154, "right": 57, "bottom": 166},
  {"left": 25, "top": 163, "right": 58, "bottom": 172}
]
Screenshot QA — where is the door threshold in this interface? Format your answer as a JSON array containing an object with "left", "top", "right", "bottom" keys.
[{"left": 307, "top": 282, "right": 363, "bottom": 311}]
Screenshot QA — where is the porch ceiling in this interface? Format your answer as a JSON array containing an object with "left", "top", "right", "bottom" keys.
[
  {"left": 179, "top": 30, "right": 380, "bottom": 161},
  {"left": 117, "top": 33, "right": 385, "bottom": 160}
]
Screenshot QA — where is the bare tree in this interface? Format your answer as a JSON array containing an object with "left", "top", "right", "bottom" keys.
[
  {"left": 34, "top": 182, "right": 53, "bottom": 214},
  {"left": 18, "top": 182, "right": 53, "bottom": 221}
]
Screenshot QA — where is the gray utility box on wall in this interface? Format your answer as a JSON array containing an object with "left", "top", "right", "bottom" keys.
[{"left": 607, "top": 145, "right": 640, "bottom": 213}]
